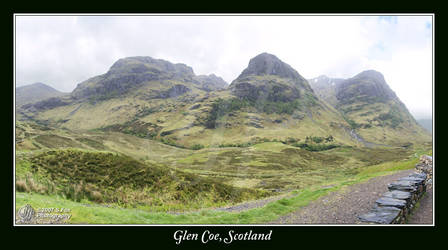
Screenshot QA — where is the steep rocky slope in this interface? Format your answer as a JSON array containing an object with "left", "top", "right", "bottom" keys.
[{"left": 308, "top": 75, "right": 345, "bottom": 107}]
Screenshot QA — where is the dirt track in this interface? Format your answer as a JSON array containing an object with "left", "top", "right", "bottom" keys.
[{"left": 271, "top": 169, "right": 421, "bottom": 224}]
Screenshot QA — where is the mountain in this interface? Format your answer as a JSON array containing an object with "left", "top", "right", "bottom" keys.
[
  {"left": 16, "top": 82, "right": 66, "bottom": 107},
  {"left": 20, "top": 53, "right": 358, "bottom": 147},
  {"left": 193, "top": 53, "right": 357, "bottom": 146},
  {"left": 229, "top": 53, "right": 313, "bottom": 102},
  {"left": 71, "top": 56, "right": 197, "bottom": 101},
  {"left": 18, "top": 54, "right": 431, "bottom": 148},
  {"left": 417, "top": 118, "right": 432, "bottom": 134},
  {"left": 310, "top": 70, "right": 431, "bottom": 145},
  {"left": 335, "top": 70, "right": 398, "bottom": 106},
  {"left": 18, "top": 56, "right": 222, "bottom": 128}
]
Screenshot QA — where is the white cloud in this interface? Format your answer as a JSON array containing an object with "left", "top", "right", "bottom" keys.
[{"left": 15, "top": 15, "right": 433, "bottom": 119}]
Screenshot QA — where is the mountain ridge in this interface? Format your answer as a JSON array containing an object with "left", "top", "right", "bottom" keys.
[
  {"left": 16, "top": 82, "right": 66, "bottom": 108},
  {"left": 17, "top": 54, "right": 431, "bottom": 148}
]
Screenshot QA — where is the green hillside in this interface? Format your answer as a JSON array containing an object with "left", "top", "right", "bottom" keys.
[{"left": 310, "top": 71, "right": 431, "bottom": 146}]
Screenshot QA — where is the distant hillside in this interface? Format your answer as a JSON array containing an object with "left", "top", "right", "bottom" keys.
[
  {"left": 417, "top": 118, "right": 432, "bottom": 134},
  {"left": 310, "top": 70, "right": 430, "bottom": 145},
  {"left": 16, "top": 82, "right": 66, "bottom": 107}
]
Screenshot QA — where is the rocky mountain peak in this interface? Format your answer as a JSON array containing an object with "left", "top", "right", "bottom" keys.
[
  {"left": 108, "top": 56, "right": 195, "bottom": 77},
  {"left": 229, "top": 53, "right": 316, "bottom": 103},
  {"left": 71, "top": 56, "right": 197, "bottom": 100},
  {"left": 237, "top": 53, "right": 304, "bottom": 80},
  {"left": 355, "top": 70, "right": 386, "bottom": 82},
  {"left": 336, "top": 70, "right": 398, "bottom": 105}
]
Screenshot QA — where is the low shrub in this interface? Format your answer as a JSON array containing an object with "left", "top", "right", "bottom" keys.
[
  {"left": 292, "top": 143, "right": 340, "bottom": 152},
  {"left": 191, "top": 144, "right": 205, "bottom": 150}
]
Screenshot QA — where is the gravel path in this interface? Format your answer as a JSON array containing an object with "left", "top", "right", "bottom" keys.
[
  {"left": 407, "top": 183, "right": 433, "bottom": 224},
  {"left": 271, "top": 169, "right": 415, "bottom": 224},
  {"left": 166, "top": 193, "right": 293, "bottom": 215},
  {"left": 214, "top": 193, "right": 293, "bottom": 212}
]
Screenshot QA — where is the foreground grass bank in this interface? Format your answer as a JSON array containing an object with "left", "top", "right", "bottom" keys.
[
  {"left": 16, "top": 149, "right": 266, "bottom": 212},
  {"left": 16, "top": 156, "right": 422, "bottom": 224}
]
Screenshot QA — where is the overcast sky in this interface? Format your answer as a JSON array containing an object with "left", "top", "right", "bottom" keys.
[{"left": 15, "top": 15, "right": 433, "bottom": 119}]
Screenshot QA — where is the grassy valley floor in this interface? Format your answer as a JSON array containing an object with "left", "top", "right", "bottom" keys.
[
  {"left": 16, "top": 155, "right": 424, "bottom": 224},
  {"left": 15, "top": 121, "right": 431, "bottom": 224}
]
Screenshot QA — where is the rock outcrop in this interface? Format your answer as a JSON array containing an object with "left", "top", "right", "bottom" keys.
[
  {"left": 157, "top": 84, "right": 191, "bottom": 98},
  {"left": 229, "top": 53, "right": 315, "bottom": 102}
]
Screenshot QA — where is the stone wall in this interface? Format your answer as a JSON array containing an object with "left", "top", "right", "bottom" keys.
[
  {"left": 358, "top": 155, "right": 433, "bottom": 224},
  {"left": 416, "top": 155, "right": 433, "bottom": 187}
]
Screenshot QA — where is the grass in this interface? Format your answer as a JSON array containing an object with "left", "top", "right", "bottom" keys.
[
  {"left": 15, "top": 153, "right": 424, "bottom": 224},
  {"left": 252, "top": 142, "right": 294, "bottom": 152},
  {"left": 16, "top": 148, "right": 267, "bottom": 212},
  {"left": 173, "top": 142, "right": 417, "bottom": 191}
]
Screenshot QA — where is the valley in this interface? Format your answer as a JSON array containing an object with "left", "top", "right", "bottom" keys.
[{"left": 15, "top": 53, "right": 432, "bottom": 224}]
